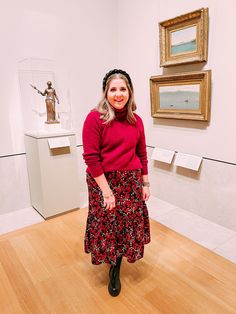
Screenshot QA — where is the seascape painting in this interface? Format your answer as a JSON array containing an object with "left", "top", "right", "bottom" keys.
[
  {"left": 171, "top": 25, "right": 197, "bottom": 55},
  {"left": 159, "top": 84, "right": 200, "bottom": 110}
]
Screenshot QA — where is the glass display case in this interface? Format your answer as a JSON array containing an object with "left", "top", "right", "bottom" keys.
[{"left": 18, "top": 58, "right": 72, "bottom": 136}]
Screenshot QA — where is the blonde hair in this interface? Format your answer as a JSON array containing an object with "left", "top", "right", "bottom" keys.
[{"left": 96, "top": 73, "right": 137, "bottom": 124}]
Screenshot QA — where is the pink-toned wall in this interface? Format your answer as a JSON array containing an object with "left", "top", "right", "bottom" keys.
[
  {"left": 1, "top": 0, "right": 236, "bottom": 231},
  {"left": 116, "top": 0, "right": 236, "bottom": 230},
  {"left": 0, "top": 0, "right": 117, "bottom": 213}
]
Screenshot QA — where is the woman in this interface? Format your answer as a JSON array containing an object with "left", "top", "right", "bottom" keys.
[{"left": 82, "top": 69, "right": 151, "bottom": 297}]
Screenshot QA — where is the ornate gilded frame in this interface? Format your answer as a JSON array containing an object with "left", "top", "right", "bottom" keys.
[
  {"left": 159, "top": 8, "right": 208, "bottom": 67},
  {"left": 150, "top": 70, "right": 211, "bottom": 121}
]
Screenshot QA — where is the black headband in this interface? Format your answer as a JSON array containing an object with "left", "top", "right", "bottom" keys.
[{"left": 102, "top": 69, "right": 133, "bottom": 91}]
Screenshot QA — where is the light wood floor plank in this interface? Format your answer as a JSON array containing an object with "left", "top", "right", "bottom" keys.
[
  {"left": 0, "top": 208, "right": 236, "bottom": 314},
  {"left": 0, "top": 261, "right": 25, "bottom": 314},
  {"left": 0, "top": 240, "right": 50, "bottom": 313},
  {"left": 10, "top": 234, "right": 51, "bottom": 284}
]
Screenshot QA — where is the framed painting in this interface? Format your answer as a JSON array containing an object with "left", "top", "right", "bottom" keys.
[
  {"left": 159, "top": 8, "right": 208, "bottom": 67},
  {"left": 150, "top": 70, "right": 211, "bottom": 121}
]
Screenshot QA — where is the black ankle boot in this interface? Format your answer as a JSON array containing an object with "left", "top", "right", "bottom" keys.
[{"left": 108, "top": 256, "right": 122, "bottom": 297}]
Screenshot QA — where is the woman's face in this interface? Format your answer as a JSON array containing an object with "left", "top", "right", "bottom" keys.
[{"left": 107, "top": 78, "right": 129, "bottom": 110}]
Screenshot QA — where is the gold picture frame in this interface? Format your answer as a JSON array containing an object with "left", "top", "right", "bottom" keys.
[
  {"left": 150, "top": 70, "right": 211, "bottom": 121},
  {"left": 159, "top": 8, "right": 208, "bottom": 67}
]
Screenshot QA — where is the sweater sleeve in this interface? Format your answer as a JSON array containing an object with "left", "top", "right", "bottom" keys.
[
  {"left": 82, "top": 111, "right": 104, "bottom": 177},
  {"left": 136, "top": 116, "right": 148, "bottom": 175}
]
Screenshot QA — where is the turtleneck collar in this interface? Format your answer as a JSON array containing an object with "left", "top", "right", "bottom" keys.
[{"left": 114, "top": 106, "right": 128, "bottom": 121}]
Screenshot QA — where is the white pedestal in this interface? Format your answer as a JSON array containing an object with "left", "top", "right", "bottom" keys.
[{"left": 25, "top": 130, "right": 80, "bottom": 219}]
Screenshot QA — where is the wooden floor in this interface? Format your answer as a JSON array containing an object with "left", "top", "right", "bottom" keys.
[{"left": 1, "top": 208, "right": 236, "bottom": 314}]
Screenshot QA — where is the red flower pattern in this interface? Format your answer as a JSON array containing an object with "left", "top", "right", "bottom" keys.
[{"left": 84, "top": 170, "right": 151, "bottom": 265}]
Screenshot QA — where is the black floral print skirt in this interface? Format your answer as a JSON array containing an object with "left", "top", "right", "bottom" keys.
[{"left": 84, "top": 169, "right": 151, "bottom": 265}]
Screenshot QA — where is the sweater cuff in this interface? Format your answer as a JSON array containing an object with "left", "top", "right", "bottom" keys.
[
  {"left": 87, "top": 164, "right": 104, "bottom": 178},
  {"left": 141, "top": 165, "right": 148, "bottom": 175}
]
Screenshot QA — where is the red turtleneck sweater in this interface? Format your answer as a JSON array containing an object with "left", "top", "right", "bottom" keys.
[{"left": 82, "top": 108, "right": 148, "bottom": 177}]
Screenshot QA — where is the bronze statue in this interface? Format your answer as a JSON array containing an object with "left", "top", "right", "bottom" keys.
[{"left": 31, "top": 81, "right": 59, "bottom": 124}]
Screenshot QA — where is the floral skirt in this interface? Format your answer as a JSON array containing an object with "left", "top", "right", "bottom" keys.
[{"left": 84, "top": 169, "right": 151, "bottom": 265}]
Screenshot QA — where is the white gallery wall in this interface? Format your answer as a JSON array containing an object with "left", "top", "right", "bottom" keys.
[
  {"left": 117, "top": 0, "right": 236, "bottom": 163},
  {"left": 0, "top": 0, "right": 117, "bottom": 156},
  {"left": 117, "top": 0, "right": 236, "bottom": 230},
  {"left": 1, "top": 0, "right": 236, "bottom": 231},
  {"left": 0, "top": 0, "right": 117, "bottom": 214}
]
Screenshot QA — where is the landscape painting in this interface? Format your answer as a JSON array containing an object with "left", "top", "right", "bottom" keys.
[
  {"left": 170, "top": 25, "right": 197, "bottom": 56},
  {"left": 150, "top": 70, "right": 211, "bottom": 121},
  {"left": 159, "top": 84, "right": 200, "bottom": 110},
  {"left": 159, "top": 8, "right": 208, "bottom": 66}
]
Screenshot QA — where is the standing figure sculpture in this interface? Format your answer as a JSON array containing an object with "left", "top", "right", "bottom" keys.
[{"left": 31, "top": 81, "right": 59, "bottom": 124}]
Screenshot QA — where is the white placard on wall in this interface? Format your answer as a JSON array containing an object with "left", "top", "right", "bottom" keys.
[
  {"left": 151, "top": 148, "right": 175, "bottom": 164},
  {"left": 48, "top": 136, "right": 70, "bottom": 149},
  {"left": 174, "top": 152, "right": 202, "bottom": 171}
]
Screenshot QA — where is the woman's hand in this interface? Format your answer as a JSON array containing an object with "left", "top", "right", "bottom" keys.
[
  {"left": 103, "top": 193, "right": 116, "bottom": 210},
  {"left": 142, "top": 186, "right": 150, "bottom": 201},
  {"left": 93, "top": 174, "right": 116, "bottom": 210}
]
